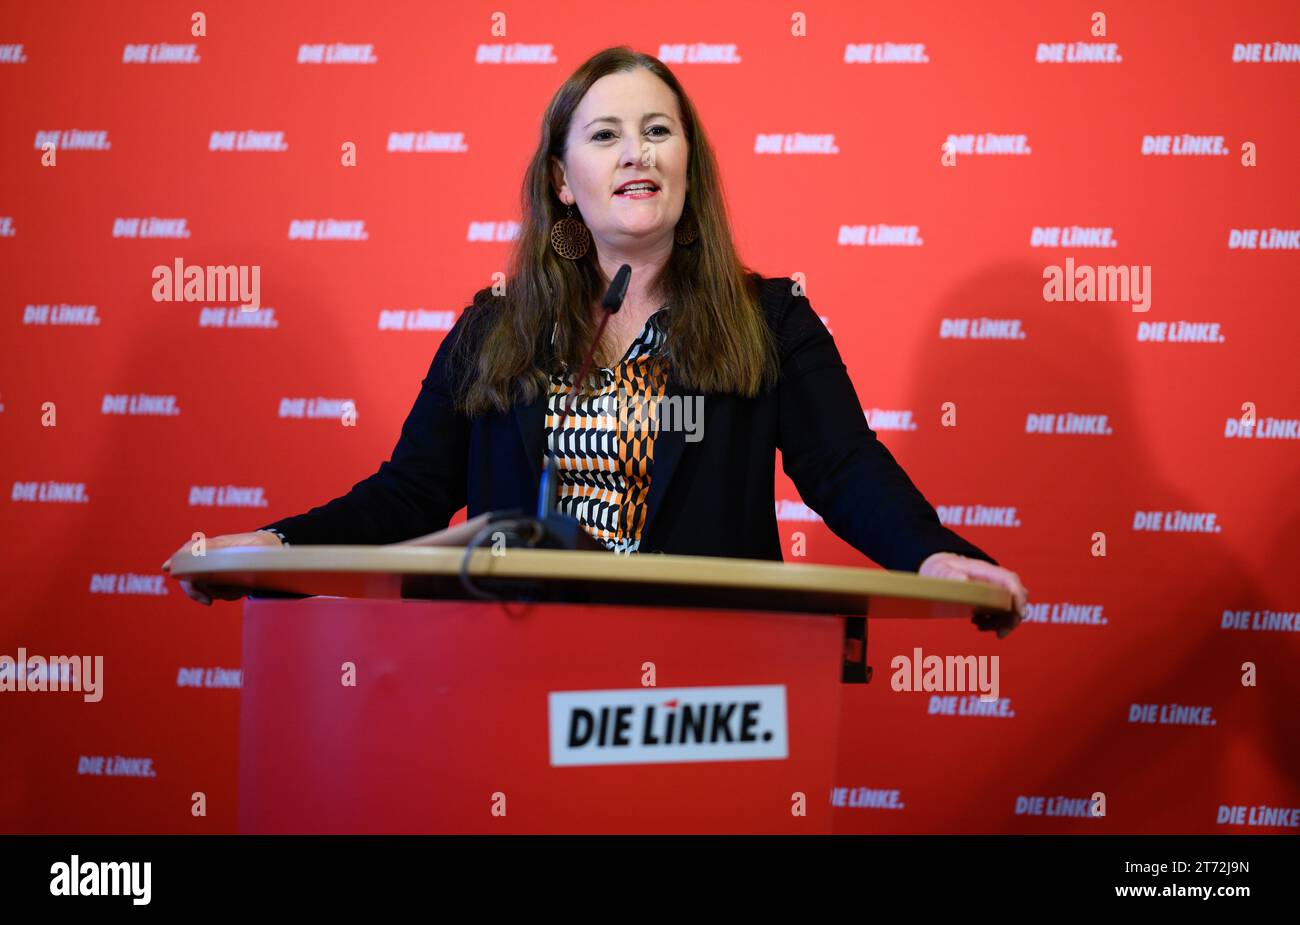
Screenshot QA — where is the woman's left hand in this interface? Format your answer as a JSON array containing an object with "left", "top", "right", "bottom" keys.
[{"left": 919, "top": 552, "right": 1028, "bottom": 638}]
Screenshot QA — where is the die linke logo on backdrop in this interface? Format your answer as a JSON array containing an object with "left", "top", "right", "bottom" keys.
[
  {"left": 210, "top": 130, "right": 287, "bottom": 152},
  {"left": 944, "top": 133, "right": 1031, "bottom": 155},
  {"left": 297, "top": 43, "right": 377, "bottom": 64},
  {"left": 755, "top": 133, "right": 839, "bottom": 154},
  {"left": 548, "top": 685, "right": 788, "bottom": 767},
  {"left": 844, "top": 43, "right": 929, "bottom": 63},
  {"left": 1231, "top": 42, "right": 1300, "bottom": 62},
  {"left": 657, "top": 43, "right": 741, "bottom": 64},
  {"left": 122, "top": 43, "right": 199, "bottom": 63},
  {"left": 1035, "top": 42, "right": 1122, "bottom": 63},
  {"left": 33, "top": 130, "right": 111, "bottom": 150},
  {"left": 475, "top": 43, "right": 557, "bottom": 64}
]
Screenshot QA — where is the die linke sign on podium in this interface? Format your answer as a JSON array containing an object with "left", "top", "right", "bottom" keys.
[{"left": 171, "top": 545, "right": 1011, "bottom": 834}]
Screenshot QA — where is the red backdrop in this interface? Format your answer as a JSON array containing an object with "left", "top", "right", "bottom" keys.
[{"left": 2, "top": 0, "right": 1297, "bottom": 834}]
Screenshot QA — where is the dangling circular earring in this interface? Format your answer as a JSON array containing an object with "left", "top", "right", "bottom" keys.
[
  {"left": 674, "top": 206, "right": 699, "bottom": 246},
  {"left": 550, "top": 203, "right": 591, "bottom": 260}
]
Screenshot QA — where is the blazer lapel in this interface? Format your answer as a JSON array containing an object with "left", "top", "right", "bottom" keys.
[
  {"left": 513, "top": 385, "right": 549, "bottom": 494},
  {"left": 640, "top": 369, "right": 690, "bottom": 547},
  {"left": 513, "top": 327, "right": 554, "bottom": 494}
]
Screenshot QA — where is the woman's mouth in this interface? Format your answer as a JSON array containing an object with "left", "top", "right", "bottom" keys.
[{"left": 614, "top": 181, "right": 659, "bottom": 199}]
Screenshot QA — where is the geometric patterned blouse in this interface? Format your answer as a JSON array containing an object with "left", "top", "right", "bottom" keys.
[{"left": 543, "top": 306, "right": 672, "bottom": 553}]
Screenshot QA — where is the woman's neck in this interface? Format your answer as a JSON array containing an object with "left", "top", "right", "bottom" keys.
[{"left": 593, "top": 240, "right": 672, "bottom": 316}]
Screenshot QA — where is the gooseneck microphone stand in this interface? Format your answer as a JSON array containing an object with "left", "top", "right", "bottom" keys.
[{"left": 459, "top": 265, "right": 633, "bottom": 600}]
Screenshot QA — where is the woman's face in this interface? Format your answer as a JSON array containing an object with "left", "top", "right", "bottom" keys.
[{"left": 552, "top": 68, "right": 689, "bottom": 256}]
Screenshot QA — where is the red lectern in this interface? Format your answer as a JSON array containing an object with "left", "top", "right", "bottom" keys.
[{"left": 171, "top": 546, "right": 1012, "bottom": 834}]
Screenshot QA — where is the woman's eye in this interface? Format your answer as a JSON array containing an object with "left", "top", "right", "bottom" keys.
[{"left": 592, "top": 126, "right": 670, "bottom": 142}]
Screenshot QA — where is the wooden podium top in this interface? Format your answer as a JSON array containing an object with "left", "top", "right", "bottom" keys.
[{"left": 169, "top": 545, "right": 1012, "bottom": 619}]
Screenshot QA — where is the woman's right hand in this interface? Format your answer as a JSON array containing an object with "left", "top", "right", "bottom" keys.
[{"left": 161, "top": 531, "right": 283, "bottom": 606}]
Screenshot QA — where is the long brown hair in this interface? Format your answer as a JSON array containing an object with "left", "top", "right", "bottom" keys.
[{"left": 453, "top": 45, "right": 779, "bottom": 417}]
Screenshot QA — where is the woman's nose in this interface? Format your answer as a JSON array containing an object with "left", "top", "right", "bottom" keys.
[{"left": 620, "top": 134, "right": 644, "bottom": 167}]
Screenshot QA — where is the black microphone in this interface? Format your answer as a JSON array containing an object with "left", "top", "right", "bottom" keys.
[
  {"left": 538, "top": 263, "right": 631, "bottom": 519},
  {"left": 458, "top": 265, "right": 632, "bottom": 600}
]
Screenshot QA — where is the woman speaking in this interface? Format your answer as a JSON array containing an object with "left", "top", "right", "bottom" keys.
[{"left": 163, "top": 46, "right": 1028, "bottom": 623}]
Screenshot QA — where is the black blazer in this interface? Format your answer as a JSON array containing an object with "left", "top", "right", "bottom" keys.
[{"left": 260, "top": 273, "right": 996, "bottom": 572}]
